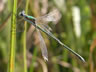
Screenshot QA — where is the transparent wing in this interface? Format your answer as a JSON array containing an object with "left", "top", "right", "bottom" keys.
[
  {"left": 37, "top": 29, "right": 48, "bottom": 61},
  {"left": 16, "top": 16, "right": 25, "bottom": 33},
  {"left": 36, "top": 9, "right": 61, "bottom": 25}
]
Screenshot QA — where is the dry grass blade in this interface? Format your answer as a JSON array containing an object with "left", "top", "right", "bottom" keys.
[
  {"left": 90, "top": 39, "right": 96, "bottom": 53},
  {"left": 37, "top": 58, "right": 48, "bottom": 72},
  {"left": 89, "top": 39, "right": 96, "bottom": 72},
  {"left": 41, "top": 0, "right": 48, "bottom": 14},
  {"left": 58, "top": 60, "right": 80, "bottom": 72}
]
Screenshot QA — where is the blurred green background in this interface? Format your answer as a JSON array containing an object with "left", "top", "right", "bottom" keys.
[{"left": 0, "top": 0, "right": 96, "bottom": 72}]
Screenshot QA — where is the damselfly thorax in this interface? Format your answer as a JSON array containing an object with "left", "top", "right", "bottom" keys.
[{"left": 19, "top": 11, "right": 36, "bottom": 25}]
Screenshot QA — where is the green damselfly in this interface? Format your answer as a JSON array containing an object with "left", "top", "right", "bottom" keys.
[{"left": 19, "top": 9, "right": 85, "bottom": 62}]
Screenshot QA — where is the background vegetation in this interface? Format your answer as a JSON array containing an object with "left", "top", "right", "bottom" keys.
[{"left": 0, "top": 0, "right": 96, "bottom": 72}]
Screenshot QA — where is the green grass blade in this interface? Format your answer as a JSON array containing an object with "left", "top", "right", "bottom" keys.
[
  {"left": 29, "top": 47, "right": 38, "bottom": 72},
  {"left": 22, "top": 0, "right": 29, "bottom": 72},
  {"left": 8, "top": 0, "right": 17, "bottom": 72}
]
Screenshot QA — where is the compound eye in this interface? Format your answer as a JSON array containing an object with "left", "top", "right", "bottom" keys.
[{"left": 19, "top": 10, "right": 25, "bottom": 16}]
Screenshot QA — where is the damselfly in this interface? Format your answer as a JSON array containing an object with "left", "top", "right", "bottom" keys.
[{"left": 19, "top": 9, "right": 85, "bottom": 62}]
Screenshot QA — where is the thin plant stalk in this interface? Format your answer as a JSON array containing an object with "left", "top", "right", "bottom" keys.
[
  {"left": 8, "top": 0, "right": 17, "bottom": 72},
  {"left": 22, "top": 0, "right": 29, "bottom": 72},
  {"left": 29, "top": 47, "right": 38, "bottom": 72}
]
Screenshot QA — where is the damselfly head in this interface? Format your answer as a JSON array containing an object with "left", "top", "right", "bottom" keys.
[{"left": 19, "top": 10, "right": 25, "bottom": 16}]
